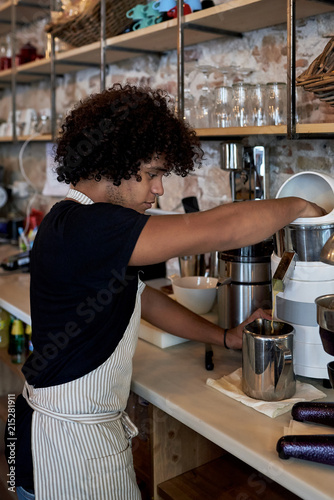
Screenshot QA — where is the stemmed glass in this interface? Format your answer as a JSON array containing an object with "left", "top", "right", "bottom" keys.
[
  {"left": 183, "top": 62, "right": 197, "bottom": 126},
  {"left": 195, "top": 64, "right": 216, "bottom": 128},
  {"left": 213, "top": 65, "right": 238, "bottom": 87}
]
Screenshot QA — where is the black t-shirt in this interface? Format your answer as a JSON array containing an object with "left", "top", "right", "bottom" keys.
[{"left": 6, "top": 200, "right": 149, "bottom": 489}]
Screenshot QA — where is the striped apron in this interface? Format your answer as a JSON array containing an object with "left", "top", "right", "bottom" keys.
[
  {"left": 23, "top": 278, "right": 144, "bottom": 499},
  {"left": 23, "top": 189, "right": 144, "bottom": 499}
]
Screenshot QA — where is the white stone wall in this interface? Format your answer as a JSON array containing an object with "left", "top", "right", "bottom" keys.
[{"left": 0, "top": 12, "right": 333, "bottom": 218}]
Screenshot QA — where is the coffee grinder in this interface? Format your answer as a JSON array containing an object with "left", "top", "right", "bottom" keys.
[
  {"left": 276, "top": 239, "right": 334, "bottom": 467},
  {"left": 271, "top": 171, "right": 334, "bottom": 381}
]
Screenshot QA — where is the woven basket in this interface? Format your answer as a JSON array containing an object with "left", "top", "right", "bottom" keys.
[
  {"left": 297, "top": 37, "right": 334, "bottom": 105},
  {"left": 45, "top": 0, "right": 138, "bottom": 48}
]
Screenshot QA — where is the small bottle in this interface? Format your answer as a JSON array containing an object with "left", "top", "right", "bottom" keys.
[
  {"left": 25, "top": 323, "right": 33, "bottom": 357},
  {"left": 9, "top": 318, "right": 25, "bottom": 364},
  {"left": 0, "top": 308, "right": 10, "bottom": 348}
]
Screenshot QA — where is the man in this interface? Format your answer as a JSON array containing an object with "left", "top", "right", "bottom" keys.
[{"left": 10, "top": 84, "right": 325, "bottom": 500}]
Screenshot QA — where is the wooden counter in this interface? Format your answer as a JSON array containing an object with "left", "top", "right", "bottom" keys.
[{"left": 0, "top": 243, "right": 333, "bottom": 499}]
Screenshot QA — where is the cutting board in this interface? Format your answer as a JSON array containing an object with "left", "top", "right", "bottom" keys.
[{"left": 138, "top": 307, "right": 219, "bottom": 349}]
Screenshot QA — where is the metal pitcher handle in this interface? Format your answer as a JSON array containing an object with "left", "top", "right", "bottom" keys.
[{"left": 275, "top": 344, "right": 292, "bottom": 393}]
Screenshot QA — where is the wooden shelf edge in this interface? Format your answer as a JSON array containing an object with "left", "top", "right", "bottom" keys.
[
  {"left": 0, "top": 125, "right": 333, "bottom": 142},
  {"left": 0, "top": 135, "right": 52, "bottom": 142},
  {"left": 296, "top": 123, "right": 334, "bottom": 134},
  {"left": 196, "top": 123, "right": 334, "bottom": 137},
  {"left": 196, "top": 125, "right": 287, "bottom": 137}
]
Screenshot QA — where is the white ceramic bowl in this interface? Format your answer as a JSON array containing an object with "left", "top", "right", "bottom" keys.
[{"left": 171, "top": 276, "right": 218, "bottom": 315}]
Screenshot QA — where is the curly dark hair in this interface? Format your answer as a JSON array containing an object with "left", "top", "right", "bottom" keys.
[{"left": 55, "top": 84, "right": 204, "bottom": 186}]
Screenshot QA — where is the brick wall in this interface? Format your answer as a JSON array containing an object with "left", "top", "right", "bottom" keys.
[{"left": 0, "top": 12, "right": 333, "bottom": 216}]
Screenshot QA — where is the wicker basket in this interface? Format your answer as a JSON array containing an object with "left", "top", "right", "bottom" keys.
[
  {"left": 45, "top": 0, "right": 138, "bottom": 48},
  {"left": 297, "top": 37, "right": 334, "bottom": 105}
]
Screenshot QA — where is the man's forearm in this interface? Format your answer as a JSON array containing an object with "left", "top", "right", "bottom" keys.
[{"left": 141, "top": 285, "right": 224, "bottom": 345}]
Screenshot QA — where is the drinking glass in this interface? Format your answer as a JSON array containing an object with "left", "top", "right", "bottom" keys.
[
  {"left": 184, "top": 87, "right": 196, "bottom": 126},
  {"left": 195, "top": 65, "right": 215, "bottom": 128},
  {"left": 266, "top": 82, "right": 287, "bottom": 125},
  {"left": 183, "top": 63, "right": 197, "bottom": 126},
  {"left": 231, "top": 82, "right": 251, "bottom": 127},
  {"left": 214, "top": 86, "right": 232, "bottom": 128},
  {"left": 250, "top": 83, "right": 267, "bottom": 126}
]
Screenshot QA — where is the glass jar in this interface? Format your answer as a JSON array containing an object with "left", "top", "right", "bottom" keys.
[
  {"left": 231, "top": 82, "right": 251, "bottom": 127},
  {"left": 250, "top": 83, "right": 267, "bottom": 127},
  {"left": 183, "top": 88, "right": 196, "bottom": 126},
  {"left": 266, "top": 82, "right": 287, "bottom": 126},
  {"left": 195, "top": 85, "right": 214, "bottom": 128},
  {"left": 214, "top": 86, "right": 232, "bottom": 128}
]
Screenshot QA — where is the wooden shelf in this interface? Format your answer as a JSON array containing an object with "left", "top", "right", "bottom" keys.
[
  {"left": 0, "top": 0, "right": 49, "bottom": 37},
  {"left": 0, "top": 124, "right": 333, "bottom": 142},
  {"left": 0, "top": 0, "right": 333, "bottom": 140},
  {"left": 0, "top": 134, "right": 52, "bottom": 142},
  {"left": 197, "top": 123, "right": 334, "bottom": 137},
  {"left": 157, "top": 454, "right": 302, "bottom": 500},
  {"left": 297, "top": 122, "right": 334, "bottom": 135},
  {"left": 197, "top": 125, "right": 287, "bottom": 137},
  {"left": 1, "top": 0, "right": 334, "bottom": 84}
]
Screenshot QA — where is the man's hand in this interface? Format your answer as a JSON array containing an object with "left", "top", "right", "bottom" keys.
[{"left": 224, "top": 308, "right": 272, "bottom": 350}]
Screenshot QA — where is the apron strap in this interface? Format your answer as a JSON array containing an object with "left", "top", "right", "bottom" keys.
[{"left": 23, "top": 382, "right": 138, "bottom": 438}]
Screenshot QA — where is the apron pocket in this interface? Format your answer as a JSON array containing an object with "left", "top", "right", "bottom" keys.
[
  {"left": 64, "top": 419, "right": 129, "bottom": 460},
  {"left": 86, "top": 446, "right": 141, "bottom": 500}
]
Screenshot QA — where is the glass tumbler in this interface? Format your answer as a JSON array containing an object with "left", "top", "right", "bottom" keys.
[
  {"left": 231, "top": 82, "right": 251, "bottom": 127},
  {"left": 266, "top": 82, "right": 287, "bottom": 125},
  {"left": 195, "top": 85, "right": 213, "bottom": 128},
  {"left": 214, "top": 86, "right": 232, "bottom": 128},
  {"left": 250, "top": 83, "right": 267, "bottom": 126},
  {"left": 183, "top": 88, "right": 196, "bottom": 126}
]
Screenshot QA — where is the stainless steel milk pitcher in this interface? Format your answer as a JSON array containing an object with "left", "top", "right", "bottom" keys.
[{"left": 242, "top": 319, "right": 296, "bottom": 401}]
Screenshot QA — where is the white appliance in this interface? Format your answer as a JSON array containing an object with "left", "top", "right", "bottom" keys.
[
  {"left": 272, "top": 171, "right": 334, "bottom": 380},
  {"left": 271, "top": 253, "right": 334, "bottom": 378}
]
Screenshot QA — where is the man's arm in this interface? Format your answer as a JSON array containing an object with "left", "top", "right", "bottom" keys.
[
  {"left": 141, "top": 285, "right": 271, "bottom": 350},
  {"left": 130, "top": 197, "right": 326, "bottom": 266}
]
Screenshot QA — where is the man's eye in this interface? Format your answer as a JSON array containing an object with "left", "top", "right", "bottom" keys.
[{"left": 148, "top": 173, "right": 157, "bottom": 179}]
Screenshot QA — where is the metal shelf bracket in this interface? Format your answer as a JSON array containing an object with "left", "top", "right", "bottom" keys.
[
  {"left": 184, "top": 23, "right": 243, "bottom": 39},
  {"left": 287, "top": 0, "right": 297, "bottom": 140}
]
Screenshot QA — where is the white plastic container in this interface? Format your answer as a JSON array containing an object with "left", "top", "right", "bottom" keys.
[{"left": 276, "top": 171, "right": 334, "bottom": 224}]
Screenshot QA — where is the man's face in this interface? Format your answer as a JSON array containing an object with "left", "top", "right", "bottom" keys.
[{"left": 105, "top": 157, "right": 168, "bottom": 214}]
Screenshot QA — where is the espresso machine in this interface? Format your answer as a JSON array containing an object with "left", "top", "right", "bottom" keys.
[
  {"left": 271, "top": 171, "right": 334, "bottom": 381},
  {"left": 217, "top": 142, "right": 273, "bottom": 329},
  {"left": 220, "top": 142, "right": 268, "bottom": 201}
]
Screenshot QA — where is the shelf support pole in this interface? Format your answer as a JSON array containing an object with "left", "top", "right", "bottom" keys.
[
  {"left": 50, "top": 34, "right": 56, "bottom": 140},
  {"left": 11, "top": 0, "right": 17, "bottom": 143},
  {"left": 100, "top": 0, "right": 106, "bottom": 91},
  {"left": 287, "top": 0, "right": 296, "bottom": 139},
  {"left": 177, "top": 0, "right": 184, "bottom": 120}
]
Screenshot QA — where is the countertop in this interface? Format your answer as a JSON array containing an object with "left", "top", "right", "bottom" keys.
[
  {"left": 1, "top": 243, "right": 334, "bottom": 500},
  {"left": 132, "top": 339, "right": 334, "bottom": 500}
]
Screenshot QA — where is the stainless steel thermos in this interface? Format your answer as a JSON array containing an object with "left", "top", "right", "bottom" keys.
[{"left": 217, "top": 239, "right": 273, "bottom": 329}]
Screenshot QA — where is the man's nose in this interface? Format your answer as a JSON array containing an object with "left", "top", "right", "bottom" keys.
[{"left": 152, "top": 178, "right": 164, "bottom": 197}]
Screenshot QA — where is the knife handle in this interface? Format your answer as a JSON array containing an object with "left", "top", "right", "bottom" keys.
[
  {"left": 277, "top": 435, "right": 334, "bottom": 466},
  {"left": 291, "top": 402, "right": 334, "bottom": 428},
  {"left": 205, "top": 349, "right": 214, "bottom": 371}
]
